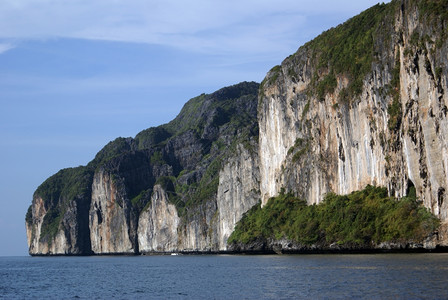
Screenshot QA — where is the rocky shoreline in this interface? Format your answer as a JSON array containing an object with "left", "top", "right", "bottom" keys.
[{"left": 29, "top": 246, "right": 448, "bottom": 257}]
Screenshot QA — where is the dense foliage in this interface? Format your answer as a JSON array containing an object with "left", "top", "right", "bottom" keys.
[
  {"left": 31, "top": 166, "right": 93, "bottom": 242},
  {"left": 416, "top": 0, "right": 448, "bottom": 26},
  {"left": 305, "top": 2, "right": 397, "bottom": 102},
  {"left": 89, "top": 138, "right": 134, "bottom": 167},
  {"left": 34, "top": 166, "right": 93, "bottom": 207},
  {"left": 228, "top": 185, "right": 439, "bottom": 247}
]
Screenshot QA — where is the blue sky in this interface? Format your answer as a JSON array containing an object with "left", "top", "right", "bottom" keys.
[{"left": 0, "top": 0, "right": 387, "bottom": 256}]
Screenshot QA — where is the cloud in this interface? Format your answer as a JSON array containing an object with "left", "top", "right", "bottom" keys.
[
  {"left": 0, "top": 0, "right": 388, "bottom": 56},
  {"left": 0, "top": 42, "right": 15, "bottom": 54}
]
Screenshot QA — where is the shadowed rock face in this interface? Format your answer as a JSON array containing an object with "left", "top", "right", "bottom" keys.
[
  {"left": 26, "top": 81, "right": 260, "bottom": 255},
  {"left": 26, "top": 167, "right": 93, "bottom": 255},
  {"left": 89, "top": 150, "right": 155, "bottom": 254},
  {"left": 26, "top": 0, "right": 448, "bottom": 255}
]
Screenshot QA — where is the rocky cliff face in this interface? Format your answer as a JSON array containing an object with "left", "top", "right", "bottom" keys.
[
  {"left": 26, "top": 0, "right": 448, "bottom": 255},
  {"left": 90, "top": 169, "right": 135, "bottom": 254},
  {"left": 26, "top": 167, "right": 93, "bottom": 255},
  {"left": 258, "top": 0, "right": 448, "bottom": 242},
  {"left": 216, "top": 143, "right": 260, "bottom": 250},
  {"left": 138, "top": 121, "right": 260, "bottom": 253},
  {"left": 138, "top": 185, "right": 180, "bottom": 252},
  {"left": 26, "top": 82, "right": 260, "bottom": 255}
]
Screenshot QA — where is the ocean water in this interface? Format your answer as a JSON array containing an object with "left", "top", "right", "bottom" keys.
[{"left": 1, "top": 254, "right": 448, "bottom": 299}]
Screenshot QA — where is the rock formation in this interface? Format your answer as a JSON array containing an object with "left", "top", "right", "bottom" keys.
[
  {"left": 26, "top": 82, "right": 260, "bottom": 255},
  {"left": 258, "top": 0, "right": 448, "bottom": 242},
  {"left": 137, "top": 185, "right": 180, "bottom": 252},
  {"left": 26, "top": 0, "right": 448, "bottom": 255}
]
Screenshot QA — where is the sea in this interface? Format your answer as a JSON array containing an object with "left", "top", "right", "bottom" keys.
[{"left": 1, "top": 253, "right": 448, "bottom": 299}]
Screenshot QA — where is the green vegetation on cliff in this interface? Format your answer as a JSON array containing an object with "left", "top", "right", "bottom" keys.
[
  {"left": 302, "top": 0, "right": 448, "bottom": 104},
  {"left": 158, "top": 82, "right": 258, "bottom": 214},
  {"left": 305, "top": 2, "right": 398, "bottom": 102},
  {"left": 31, "top": 166, "right": 93, "bottom": 243},
  {"left": 28, "top": 82, "right": 259, "bottom": 249},
  {"left": 90, "top": 138, "right": 134, "bottom": 167},
  {"left": 387, "top": 55, "right": 402, "bottom": 132},
  {"left": 188, "top": 158, "right": 222, "bottom": 207},
  {"left": 35, "top": 167, "right": 93, "bottom": 206},
  {"left": 228, "top": 185, "right": 439, "bottom": 247},
  {"left": 154, "top": 176, "right": 185, "bottom": 214},
  {"left": 415, "top": 0, "right": 448, "bottom": 26}
]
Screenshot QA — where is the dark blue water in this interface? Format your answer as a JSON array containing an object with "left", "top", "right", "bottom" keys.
[{"left": 1, "top": 254, "right": 448, "bottom": 299}]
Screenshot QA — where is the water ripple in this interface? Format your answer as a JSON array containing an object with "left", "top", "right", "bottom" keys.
[{"left": 0, "top": 254, "right": 448, "bottom": 299}]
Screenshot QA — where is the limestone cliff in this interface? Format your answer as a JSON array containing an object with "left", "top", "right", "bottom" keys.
[
  {"left": 26, "top": 82, "right": 260, "bottom": 255},
  {"left": 138, "top": 185, "right": 180, "bottom": 252},
  {"left": 26, "top": 0, "right": 448, "bottom": 255},
  {"left": 26, "top": 167, "right": 93, "bottom": 255},
  {"left": 137, "top": 117, "right": 260, "bottom": 253},
  {"left": 216, "top": 143, "right": 260, "bottom": 250},
  {"left": 89, "top": 169, "right": 136, "bottom": 254},
  {"left": 258, "top": 0, "right": 448, "bottom": 242}
]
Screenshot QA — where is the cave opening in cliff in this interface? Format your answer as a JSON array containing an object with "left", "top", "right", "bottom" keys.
[{"left": 406, "top": 180, "right": 416, "bottom": 199}]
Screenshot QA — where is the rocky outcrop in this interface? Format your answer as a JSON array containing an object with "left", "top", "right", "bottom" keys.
[
  {"left": 88, "top": 149, "right": 159, "bottom": 254},
  {"left": 216, "top": 143, "right": 260, "bottom": 250},
  {"left": 176, "top": 200, "right": 218, "bottom": 251},
  {"left": 138, "top": 185, "right": 180, "bottom": 252},
  {"left": 229, "top": 237, "right": 440, "bottom": 254},
  {"left": 89, "top": 170, "right": 135, "bottom": 254},
  {"left": 137, "top": 143, "right": 260, "bottom": 253},
  {"left": 258, "top": 0, "right": 448, "bottom": 242},
  {"left": 26, "top": 196, "right": 59, "bottom": 255},
  {"left": 26, "top": 167, "right": 93, "bottom": 255},
  {"left": 26, "top": 0, "right": 448, "bottom": 255},
  {"left": 26, "top": 82, "right": 261, "bottom": 255}
]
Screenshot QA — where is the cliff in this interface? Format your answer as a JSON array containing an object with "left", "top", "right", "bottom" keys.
[
  {"left": 258, "top": 0, "right": 448, "bottom": 244},
  {"left": 26, "top": 82, "right": 260, "bottom": 255},
  {"left": 26, "top": 0, "right": 448, "bottom": 255},
  {"left": 26, "top": 167, "right": 93, "bottom": 255}
]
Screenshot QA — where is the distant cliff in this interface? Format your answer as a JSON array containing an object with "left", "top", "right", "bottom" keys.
[
  {"left": 26, "top": 0, "right": 448, "bottom": 255},
  {"left": 26, "top": 82, "right": 260, "bottom": 255}
]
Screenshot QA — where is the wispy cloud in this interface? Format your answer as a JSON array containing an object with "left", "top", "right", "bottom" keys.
[
  {"left": 0, "top": 42, "right": 15, "bottom": 54},
  {"left": 0, "top": 0, "right": 388, "bottom": 56}
]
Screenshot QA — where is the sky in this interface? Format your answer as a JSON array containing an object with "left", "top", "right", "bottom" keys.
[{"left": 0, "top": 0, "right": 387, "bottom": 256}]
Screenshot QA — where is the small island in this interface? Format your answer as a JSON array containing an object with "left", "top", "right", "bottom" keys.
[{"left": 26, "top": 0, "right": 448, "bottom": 255}]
